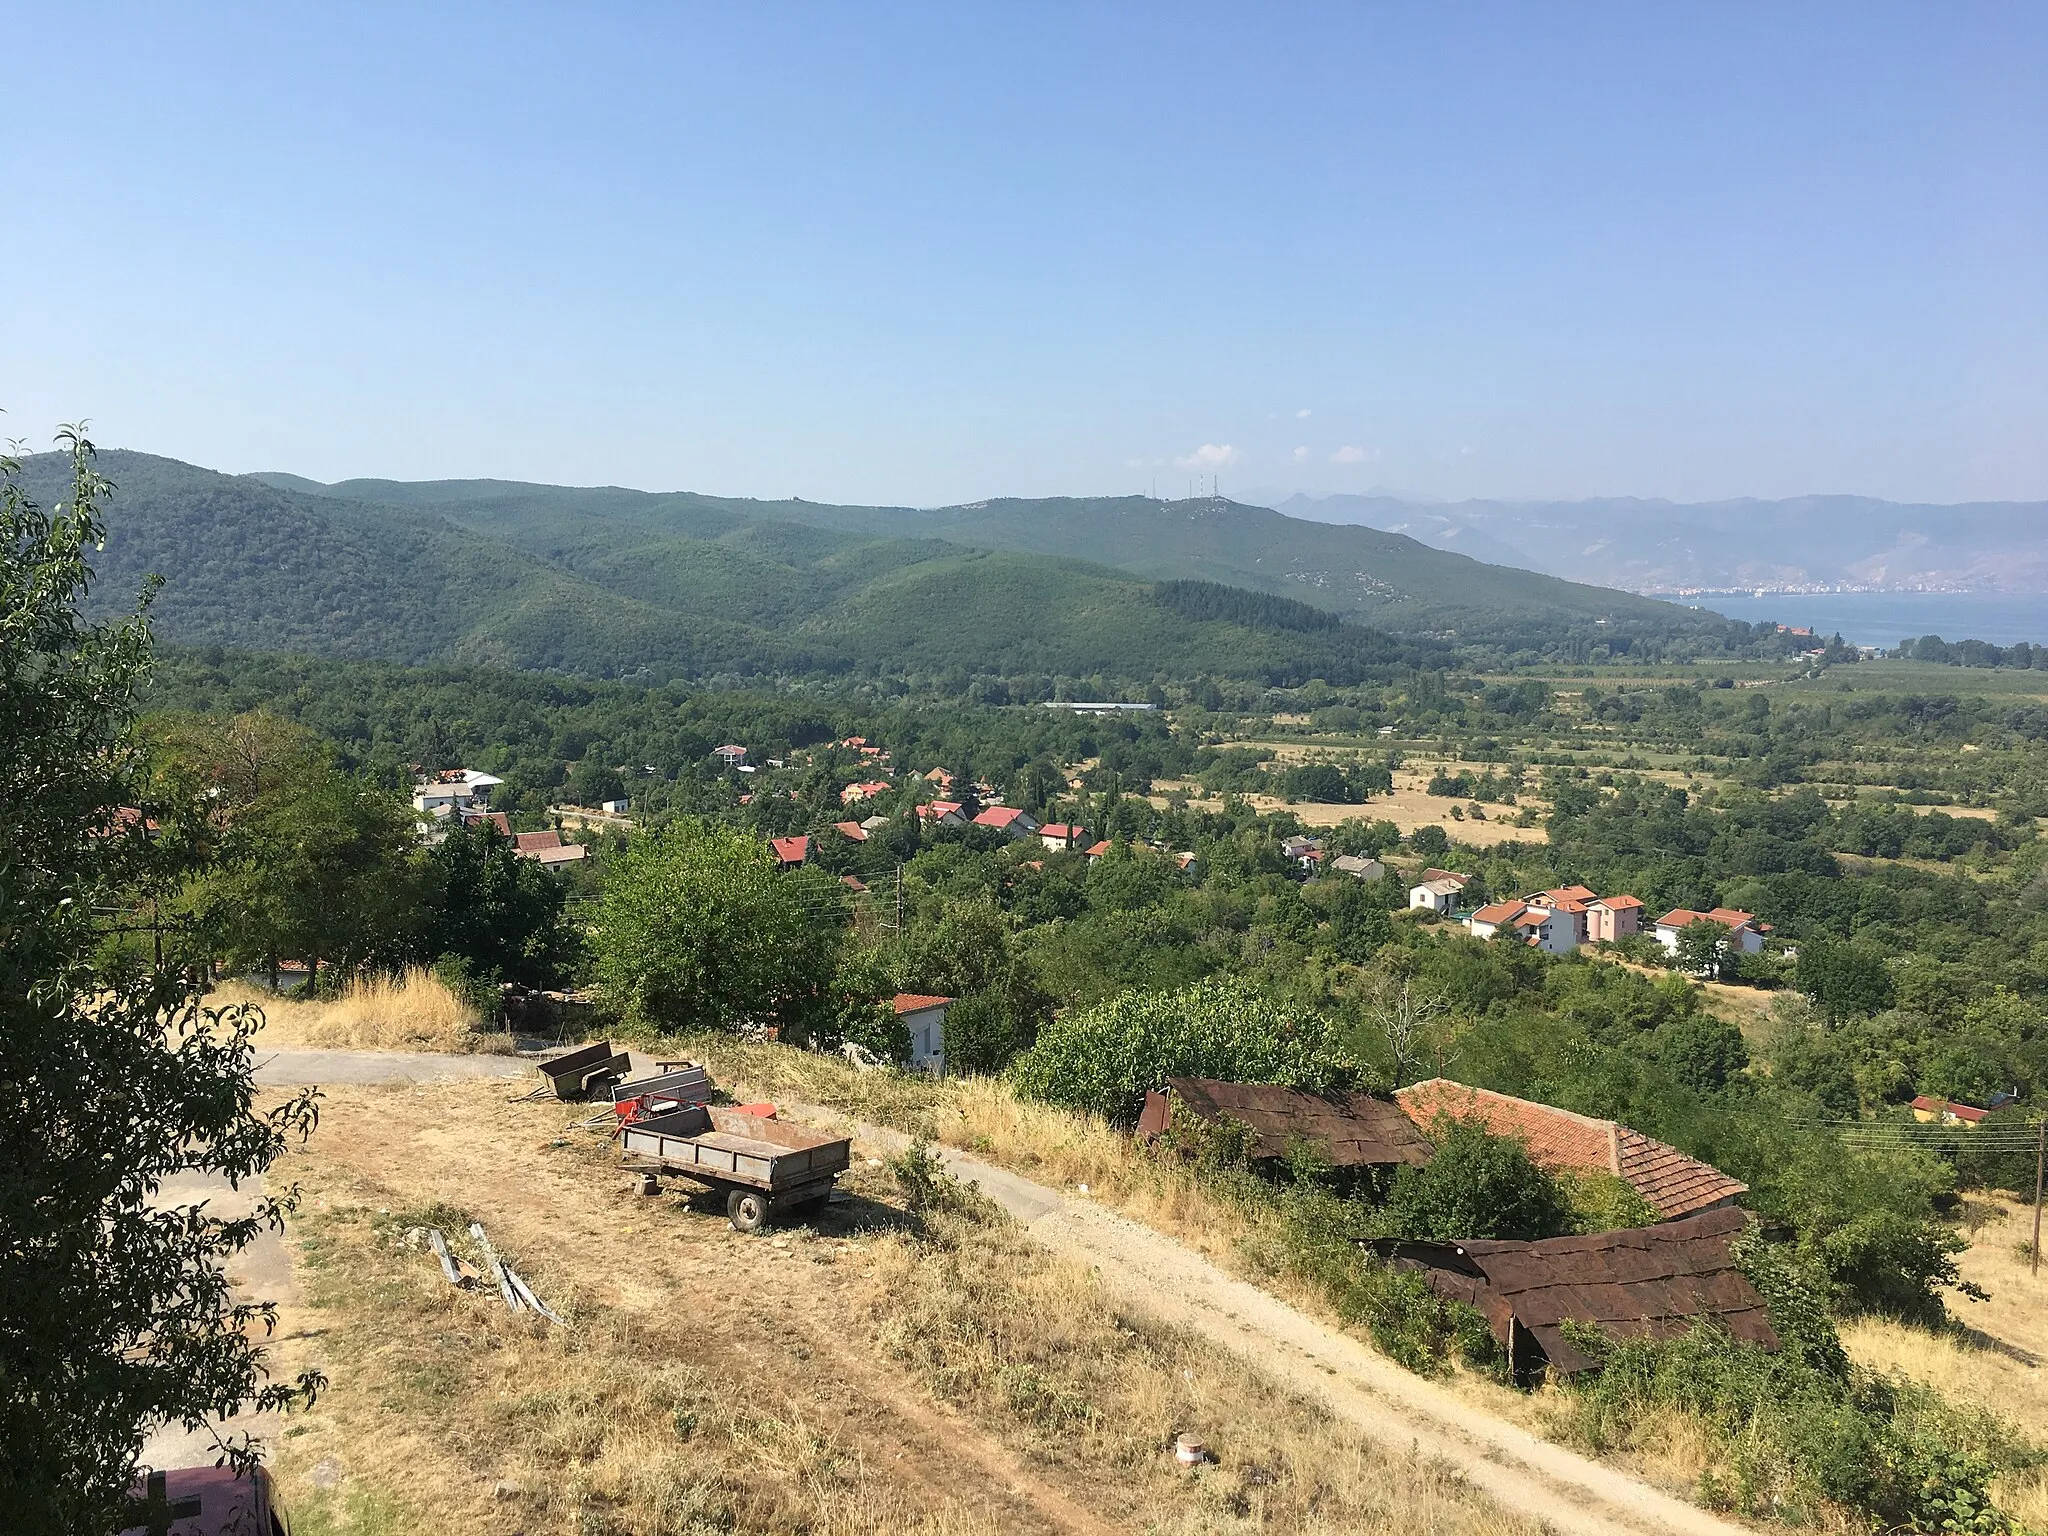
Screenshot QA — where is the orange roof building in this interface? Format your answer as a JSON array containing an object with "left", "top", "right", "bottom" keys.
[{"left": 1395, "top": 1080, "right": 1747, "bottom": 1221}]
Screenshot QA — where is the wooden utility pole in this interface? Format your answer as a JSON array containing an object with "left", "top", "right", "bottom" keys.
[{"left": 2032, "top": 1118, "right": 2044, "bottom": 1279}]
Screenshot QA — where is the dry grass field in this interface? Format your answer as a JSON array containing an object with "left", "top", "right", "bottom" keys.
[
  {"left": 208, "top": 968, "right": 512, "bottom": 1054},
  {"left": 1842, "top": 1195, "right": 2048, "bottom": 1528},
  {"left": 262, "top": 1077, "right": 1537, "bottom": 1536}
]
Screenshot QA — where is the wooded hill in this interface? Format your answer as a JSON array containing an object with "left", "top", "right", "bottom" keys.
[{"left": 22, "top": 451, "right": 1708, "bottom": 686}]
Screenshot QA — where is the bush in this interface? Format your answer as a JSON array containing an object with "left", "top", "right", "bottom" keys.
[
  {"left": 1372, "top": 1116, "right": 1576, "bottom": 1242},
  {"left": 1007, "top": 975, "right": 1362, "bottom": 1124},
  {"left": 1564, "top": 1234, "right": 2033, "bottom": 1531}
]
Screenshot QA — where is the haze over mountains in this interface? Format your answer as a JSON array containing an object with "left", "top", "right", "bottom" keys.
[
  {"left": 17, "top": 451, "right": 1713, "bottom": 687},
  {"left": 1264, "top": 492, "right": 2048, "bottom": 595}
]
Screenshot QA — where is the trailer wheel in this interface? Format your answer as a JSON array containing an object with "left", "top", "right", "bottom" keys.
[{"left": 727, "top": 1190, "right": 769, "bottom": 1232}]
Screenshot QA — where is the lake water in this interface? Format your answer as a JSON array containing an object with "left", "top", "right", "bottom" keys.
[{"left": 1683, "top": 591, "right": 2048, "bottom": 648}]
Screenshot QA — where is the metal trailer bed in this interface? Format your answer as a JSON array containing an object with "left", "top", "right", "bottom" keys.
[
  {"left": 610, "top": 1064, "right": 713, "bottom": 1122},
  {"left": 619, "top": 1104, "right": 852, "bottom": 1230},
  {"left": 539, "top": 1040, "right": 632, "bottom": 1101}
]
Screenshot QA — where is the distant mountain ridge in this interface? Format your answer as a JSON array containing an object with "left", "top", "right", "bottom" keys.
[
  {"left": 10, "top": 450, "right": 1717, "bottom": 688},
  {"left": 246, "top": 470, "right": 1693, "bottom": 633},
  {"left": 1267, "top": 492, "right": 2048, "bottom": 595}
]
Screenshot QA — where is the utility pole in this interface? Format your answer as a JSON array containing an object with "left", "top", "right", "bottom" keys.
[
  {"left": 2033, "top": 1118, "right": 2044, "bottom": 1278},
  {"left": 895, "top": 863, "right": 904, "bottom": 937}
]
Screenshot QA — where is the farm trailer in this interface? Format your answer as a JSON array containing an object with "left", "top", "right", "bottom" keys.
[{"left": 618, "top": 1104, "right": 851, "bottom": 1231}]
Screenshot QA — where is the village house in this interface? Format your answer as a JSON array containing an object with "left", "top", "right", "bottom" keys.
[
  {"left": 1909, "top": 1094, "right": 1992, "bottom": 1128},
  {"left": 916, "top": 800, "right": 967, "bottom": 828},
  {"left": 1408, "top": 869, "right": 1469, "bottom": 916},
  {"left": 1463, "top": 900, "right": 1578, "bottom": 954},
  {"left": 512, "top": 829, "right": 588, "bottom": 867},
  {"left": 1653, "top": 907, "right": 1768, "bottom": 956},
  {"left": 712, "top": 745, "right": 748, "bottom": 768},
  {"left": 1331, "top": 855, "right": 1385, "bottom": 881},
  {"left": 770, "top": 835, "right": 810, "bottom": 869},
  {"left": 1586, "top": 894, "right": 1643, "bottom": 943},
  {"left": 1279, "top": 834, "right": 1324, "bottom": 870},
  {"left": 972, "top": 805, "right": 1041, "bottom": 838},
  {"left": 838, "top": 780, "right": 892, "bottom": 805},
  {"left": 1038, "top": 822, "right": 1090, "bottom": 851},
  {"left": 831, "top": 820, "right": 868, "bottom": 842},
  {"left": 411, "top": 768, "right": 504, "bottom": 816},
  {"left": 893, "top": 993, "right": 952, "bottom": 1074},
  {"left": 1084, "top": 839, "right": 1112, "bottom": 861},
  {"left": 1395, "top": 1079, "right": 1747, "bottom": 1220}
]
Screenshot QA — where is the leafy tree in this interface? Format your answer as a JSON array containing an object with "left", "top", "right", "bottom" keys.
[
  {"left": 215, "top": 766, "right": 428, "bottom": 987},
  {"left": 419, "top": 820, "right": 575, "bottom": 989},
  {"left": 1374, "top": 1117, "right": 1576, "bottom": 1242},
  {"left": 0, "top": 433, "right": 319, "bottom": 1528},
  {"left": 1673, "top": 917, "right": 1728, "bottom": 978},
  {"left": 566, "top": 757, "right": 626, "bottom": 806},
  {"left": 592, "top": 817, "right": 843, "bottom": 1037},
  {"left": 1280, "top": 762, "right": 1351, "bottom": 803},
  {"left": 1656, "top": 1012, "right": 1750, "bottom": 1092},
  {"left": 1409, "top": 824, "right": 1450, "bottom": 859},
  {"left": 1009, "top": 975, "right": 1362, "bottom": 1123},
  {"left": 1798, "top": 937, "right": 1897, "bottom": 1020}
]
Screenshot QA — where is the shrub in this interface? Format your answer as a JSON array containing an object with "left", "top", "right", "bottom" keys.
[
  {"left": 1007, "top": 976, "right": 1361, "bottom": 1124},
  {"left": 1372, "top": 1116, "right": 1576, "bottom": 1242}
]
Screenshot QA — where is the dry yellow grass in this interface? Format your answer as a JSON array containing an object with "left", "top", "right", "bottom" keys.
[
  {"left": 209, "top": 968, "right": 510, "bottom": 1054},
  {"left": 1842, "top": 1194, "right": 2048, "bottom": 1523},
  {"left": 264, "top": 1079, "right": 1535, "bottom": 1535}
]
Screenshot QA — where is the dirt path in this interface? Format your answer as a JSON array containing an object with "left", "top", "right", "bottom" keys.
[
  {"left": 231, "top": 1049, "right": 1742, "bottom": 1535},
  {"left": 797, "top": 1103, "right": 1749, "bottom": 1536}
]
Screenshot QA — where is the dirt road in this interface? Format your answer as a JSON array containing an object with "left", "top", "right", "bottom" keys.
[
  {"left": 794, "top": 1103, "right": 1748, "bottom": 1536},
  {"left": 218, "top": 1049, "right": 1741, "bottom": 1535}
]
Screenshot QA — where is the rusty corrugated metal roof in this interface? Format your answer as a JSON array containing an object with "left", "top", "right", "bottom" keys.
[
  {"left": 1141, "top": 1078, "right": 1435, "bottom": 1167},
  {"left": 1370, "top": 1207, "right": 1776, "bottom": 1377}
]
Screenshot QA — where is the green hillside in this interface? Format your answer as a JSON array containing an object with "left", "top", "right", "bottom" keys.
[
  {"left": 257, "top": 473, "right": 1698, "bottom": 638},
  {"left": 20, "top": 452, "right": 1438, "bottom": 685}
]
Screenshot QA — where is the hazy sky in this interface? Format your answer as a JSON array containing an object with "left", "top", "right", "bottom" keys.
[{"left": 5, "top": 4, "right": 2044, "bottom": 506}]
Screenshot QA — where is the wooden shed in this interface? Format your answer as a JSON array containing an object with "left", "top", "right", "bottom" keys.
[{"left": 1137, "top": 1077, "right": 1435, "bottom": 1168}]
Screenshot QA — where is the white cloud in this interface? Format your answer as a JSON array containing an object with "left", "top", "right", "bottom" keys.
[
  {"left": 1331, "top": 445, "right": 1381, "bottom": 465},
  {"left": 1296, "top": 408, "right": 1312, "bottom": 419},
  {"left": 1176, "top": 443, "right": 1240, "bottom": 470},
  {"left": 1291, "top": 445, "right": 1310, "bottom": 463}
]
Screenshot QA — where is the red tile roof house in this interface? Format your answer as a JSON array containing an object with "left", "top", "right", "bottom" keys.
[
  {"left": 972, "top": 805, "right": 1041, "bottom": 838},
  {"left": 1653, "top": 907, "right": 1768, "bottom": 957},
  {"left": 916, "top": 800, "right": 967, "bottom": 828},
  {"left": 1909, "top": 1094, "right": 1992, "bottom": 1127},
  {"left": 893, "top": 993, "right": 953, "bottom": 1074},
  {"left": 1586, "top": 894, "right": 1644, "bottom": 943},
  {"left": 1462, "top": 901, "right": 1577, "bottom": 954},
  {"left": 832, "top": 819, "right": 869, "bottom": 842},
  {"left": 770, "top": 835, "right": 810, "bottom": 869},
  {"left": 1084, "top": 839, "right": 1113, "bottom": 861},
  {"left": 1038, "top": 822, "right": 1089, "bottom": 851},
  {"left": 839, "top": 779, "right": 893, "bottom": 805},
  {"left": 1395, "top": 1080, "right": 1748, "bottom": 1221}
]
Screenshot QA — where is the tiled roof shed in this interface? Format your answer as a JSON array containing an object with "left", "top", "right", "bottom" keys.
[
  {"left": 1369, "top": 1207, "right": 1777, "bottom": 1379},
  {"left": 1137, "top": 1078, "right": 1435, "bottom": 1168},
  {"left": 1395, "top": 1080, "right": 1747, "bottom": 1220}
]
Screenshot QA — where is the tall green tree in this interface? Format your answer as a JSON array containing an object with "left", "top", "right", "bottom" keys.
[
  {"left": 0, "top": 432, "right": 318, "bottom": 1530},
  {"left": 420, "top": 819, "right": 576, "bottom": 989},
  {"left": 592, "top": 817, "right": 844, "bottom": 1036}
]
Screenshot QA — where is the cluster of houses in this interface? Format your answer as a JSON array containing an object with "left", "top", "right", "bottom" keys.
[
  {"left": 410, "top": 768, "right": 590, "bottom": 866},
  {"left": 1459, "top": 884, "right": 1644, "bottom": 955}
]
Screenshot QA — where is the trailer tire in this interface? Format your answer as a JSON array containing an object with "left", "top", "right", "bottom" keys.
[{"left": 727, "top": 1190, "right": 769, "bottom": 1233}]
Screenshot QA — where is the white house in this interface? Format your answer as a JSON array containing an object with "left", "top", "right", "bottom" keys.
[
  {"left": 1653, "top": 907, "right": 1767, "bottom": 957},
  {"left": 411, "top": 768, "right": 504, "bottom": 816},
  {"left": 1038, "top": 822, "right": 1090, "bottom": 851},
  {"left": 972, "top": 805, "right": 1041, "bottom": 839},
  {"left": 1409, "top": 878, "right": 1466, "bottom": 916},
  {"left": 1463, "top": 900, "right": 1528, "bottom": 940},
  {"left": 712, "top": 744, "right": 748, "bottom": 768},
  {"left": 893, "top": 993, "right": 953, "bottom": 1075},
  {"left": 1514, "top": 905, "right": 1580, "bottom": 955}
]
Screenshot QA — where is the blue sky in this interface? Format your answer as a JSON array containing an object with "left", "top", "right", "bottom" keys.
[{"left": 4, "top": 4, "right": 2043, "bottom": 506}]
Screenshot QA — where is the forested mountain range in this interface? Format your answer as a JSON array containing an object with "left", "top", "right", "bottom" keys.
[
  {"left": 1269, "top": 491, "right": 2048, "bottom": 594},
  {"left": 19, "top": 451, "right": 1711, "bottom": 686}
]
